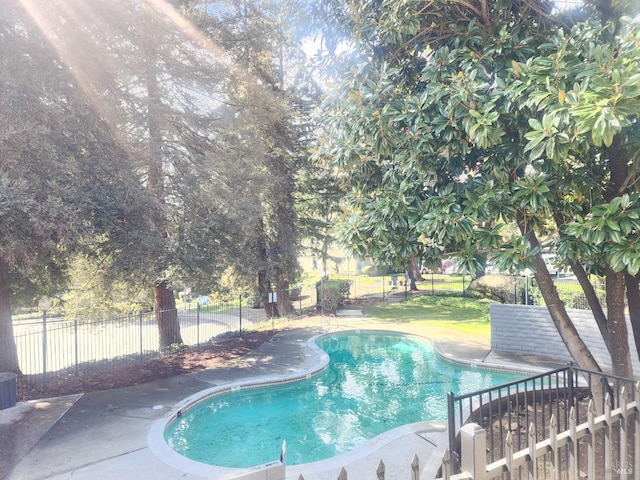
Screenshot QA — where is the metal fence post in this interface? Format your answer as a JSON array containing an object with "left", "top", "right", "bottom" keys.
[
  {"left": 74, "top": 319, "right": 79, "bottom": 376},
  {"left": 568, "top": 364, "right": 575, "bottom": 411},
  {"left": 447, "top": 391, "right": 456, "bottom": 473},
  {"left": 353, "top": 276, "right": 357, "bottom": 300},
  {"left": 139, "top": 311, "right": 143, "bottom": 356},
  {"left": 239, "top": 294, "right": 242, "bottom": 333},
  {"left": 42, "top": 310, "right": 47, "bottom": 390},
  {"left": 196, "top": 302, "right": 201, "bottom": 347}
]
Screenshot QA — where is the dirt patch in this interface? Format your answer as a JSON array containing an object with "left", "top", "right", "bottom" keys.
[{"left": 19, "top": 329, "right": 276, "bottom": 401}]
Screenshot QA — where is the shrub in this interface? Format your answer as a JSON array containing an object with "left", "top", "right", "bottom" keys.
[
  {"left": 361, "top": 265, "right": 374, "bottom": 276},
  {"left": 469, "top": 274, "right": 515, "bottom": 303},
  {"left": 317, "top": 279, "right": 353, "bottom": 314}
]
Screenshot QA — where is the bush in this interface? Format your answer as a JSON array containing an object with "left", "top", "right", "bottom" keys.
[
  {"left": 361, "top": 265, "right": 374, "bottom": 276},
  {"left": 469, "top": 274, "right": 515, "bottom": 303},
  {"left": 317, "top": 279, "right": 353, "bottom": 314}
]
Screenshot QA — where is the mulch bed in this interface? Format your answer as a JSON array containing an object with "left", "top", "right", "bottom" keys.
[{"left": 18, "top": 329, "right": 275, "bottom": 401}]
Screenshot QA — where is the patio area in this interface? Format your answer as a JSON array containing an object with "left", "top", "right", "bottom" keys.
[{"left": 1, "top": 310, "right": 563, "bottom": 480}]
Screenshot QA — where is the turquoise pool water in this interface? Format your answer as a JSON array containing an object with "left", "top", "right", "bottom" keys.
[{"left": 165, "top": 332, "right": 523, "bottom": 468}]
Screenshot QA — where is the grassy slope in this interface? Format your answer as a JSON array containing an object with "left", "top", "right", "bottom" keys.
[{"left": 362, "top": 293, "right": 493, "bottom": 338}]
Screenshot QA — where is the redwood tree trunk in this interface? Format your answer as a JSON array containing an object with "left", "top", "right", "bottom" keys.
[
  {"left": 0, "top": 263, "right": 20, "bottom": 373},
  {"left": 154, "top": 280, "right": 183, "bottom": 347},
  {"left": 276, "top": 274, "right": 295, "bottom": 316},
  {"left": 255, "top": 219, "right": 274, "bottom": 318}
]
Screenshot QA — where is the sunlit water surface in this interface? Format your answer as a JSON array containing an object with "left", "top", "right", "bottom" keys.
[{"left": 165, "top": 332, "right": 523, "bottom": 467}]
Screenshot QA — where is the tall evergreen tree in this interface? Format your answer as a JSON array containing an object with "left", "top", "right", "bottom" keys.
[
  {"left": 186, "top": 0, "right": 315, "bottom": 316},
  {"left": 0, "top": 0, "right": 153, "bottom": 372},
  {"left": 28, "top": 0, "right": 271, "bottom": 343}
]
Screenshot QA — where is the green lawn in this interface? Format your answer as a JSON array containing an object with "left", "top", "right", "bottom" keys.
[{"left": 363, "top": 293, "right": 493, "bottom": 337}]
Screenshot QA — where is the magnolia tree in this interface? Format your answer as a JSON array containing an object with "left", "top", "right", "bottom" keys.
[{"left": 313, "top": 0, "right": 640, "bottom": 381}]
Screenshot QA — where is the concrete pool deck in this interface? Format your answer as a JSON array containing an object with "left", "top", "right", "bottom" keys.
[{"left": 1, "top": 309, "right": 566, "bottom": 480}]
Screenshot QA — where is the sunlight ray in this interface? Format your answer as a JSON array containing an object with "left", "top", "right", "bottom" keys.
[
  {"left": 17, "top": 0, "right": 276, "bottom": 139},
  {"left": 18, "top": 0, "right": 125, "bottom": 132}
]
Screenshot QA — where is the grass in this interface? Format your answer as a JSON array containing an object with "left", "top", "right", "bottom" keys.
[{"left": 363, "top": 293, "right": 493, "bottom": 338}]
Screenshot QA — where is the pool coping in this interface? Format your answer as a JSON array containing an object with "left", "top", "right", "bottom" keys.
[
  {"left": 147, "top": 333, "right": 330, "bottom": 478},
  {"left": 147, "top": 328, "right": 543, "bottom": 479}
]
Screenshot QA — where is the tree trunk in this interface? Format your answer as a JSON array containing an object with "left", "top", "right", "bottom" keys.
[
  {"left": 517, "top": 212, "right": 603, "bottom": 376},
  {"left": 525, "top": 233, "right": 607, "bottom": 412},
  {"left": 598, "top": 136, "right": 634, "bottom": 378},
  {"left": 260, "top": 281, "right": 275, "bottom": 318},
  {"left": 605, "top": 268, "right": 633, "bottom": 378},
  {"left": 0, "top": 264, "right": 20, "bottom": 373},
  {"left": 276, "top": 274, "right": 295, "bottom": 315},
  {"left": 414, "top": 260, "right": 424, "bottom": 281},
  {"left": 154, "top": 280, "right": 183, "bottom": 347},
  {"left": 625, "top": 273, "right": 640, "bottom": 363},
  {"left": 255, "top": 219, "right": 274, "bottom": 318},
  {"left": 409, "top": 257, "right": 420, "bottom": 289},
  {"left": 567, "top": 256, "right": 612, "bottom": 349},
  {"left": 275, "top": 288, "right": 292, "bottom": 316}
]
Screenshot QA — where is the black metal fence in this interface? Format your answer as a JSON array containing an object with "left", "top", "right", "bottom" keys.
[
  {"left": 338, "top": 272, "right": 602, "bottom": 310},
  {"left": 10, "top": 273, "right": 598, "bottom": 400},
  {"left": 13, "top": 293, "right": 276, "bottom": 399},
  {"left": 446, "top": 365, "right": 637, "bottom": 475}
]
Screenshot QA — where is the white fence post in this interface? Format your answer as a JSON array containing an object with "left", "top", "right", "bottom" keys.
[
  {"left": 587, "top": 399, "right": 596, "bottom": 479},
  {"left": 441, "top": 449, "right": 451, "bottom": 479},
  {"left": 411, "top": 454, "right": 420, "bottom": 480},
  {"left": 568, "top": 407, "right": 577, "bottom": 479},
  {"left": 635, "top": 383, "right": 640, "bottom": 480},
  {"left": 605, "top": 393, "right": 612, "bottom": 479},
  {"left": 549, "top": 415, "right": 558, "bottom": 480},
  {"left": 528, "top": 423, "right": 537, "bottom": 479},
  {"left": 620, "top": 387, "right": 629, "bottom": 480},
  {"left": 460, "top": 423, "right": 486, "bottom": 480}
]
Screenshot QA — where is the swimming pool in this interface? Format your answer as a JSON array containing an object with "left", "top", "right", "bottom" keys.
[{"left": 162, "top": 331, "right": 524, "bottom": 468}]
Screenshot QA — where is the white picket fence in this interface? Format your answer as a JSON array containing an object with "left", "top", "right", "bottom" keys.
[
  {"left": 227, "top": 383, "right": 640, "bottom": 480},
  {"left": 294, "top": 384, "right": 639, "bottom": 480},
  {"left": 294, "top": 456, "right": 421, "bottom": 480},
  {"left": 437, "top": 383, "right": 640, "bottom": 480}
]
